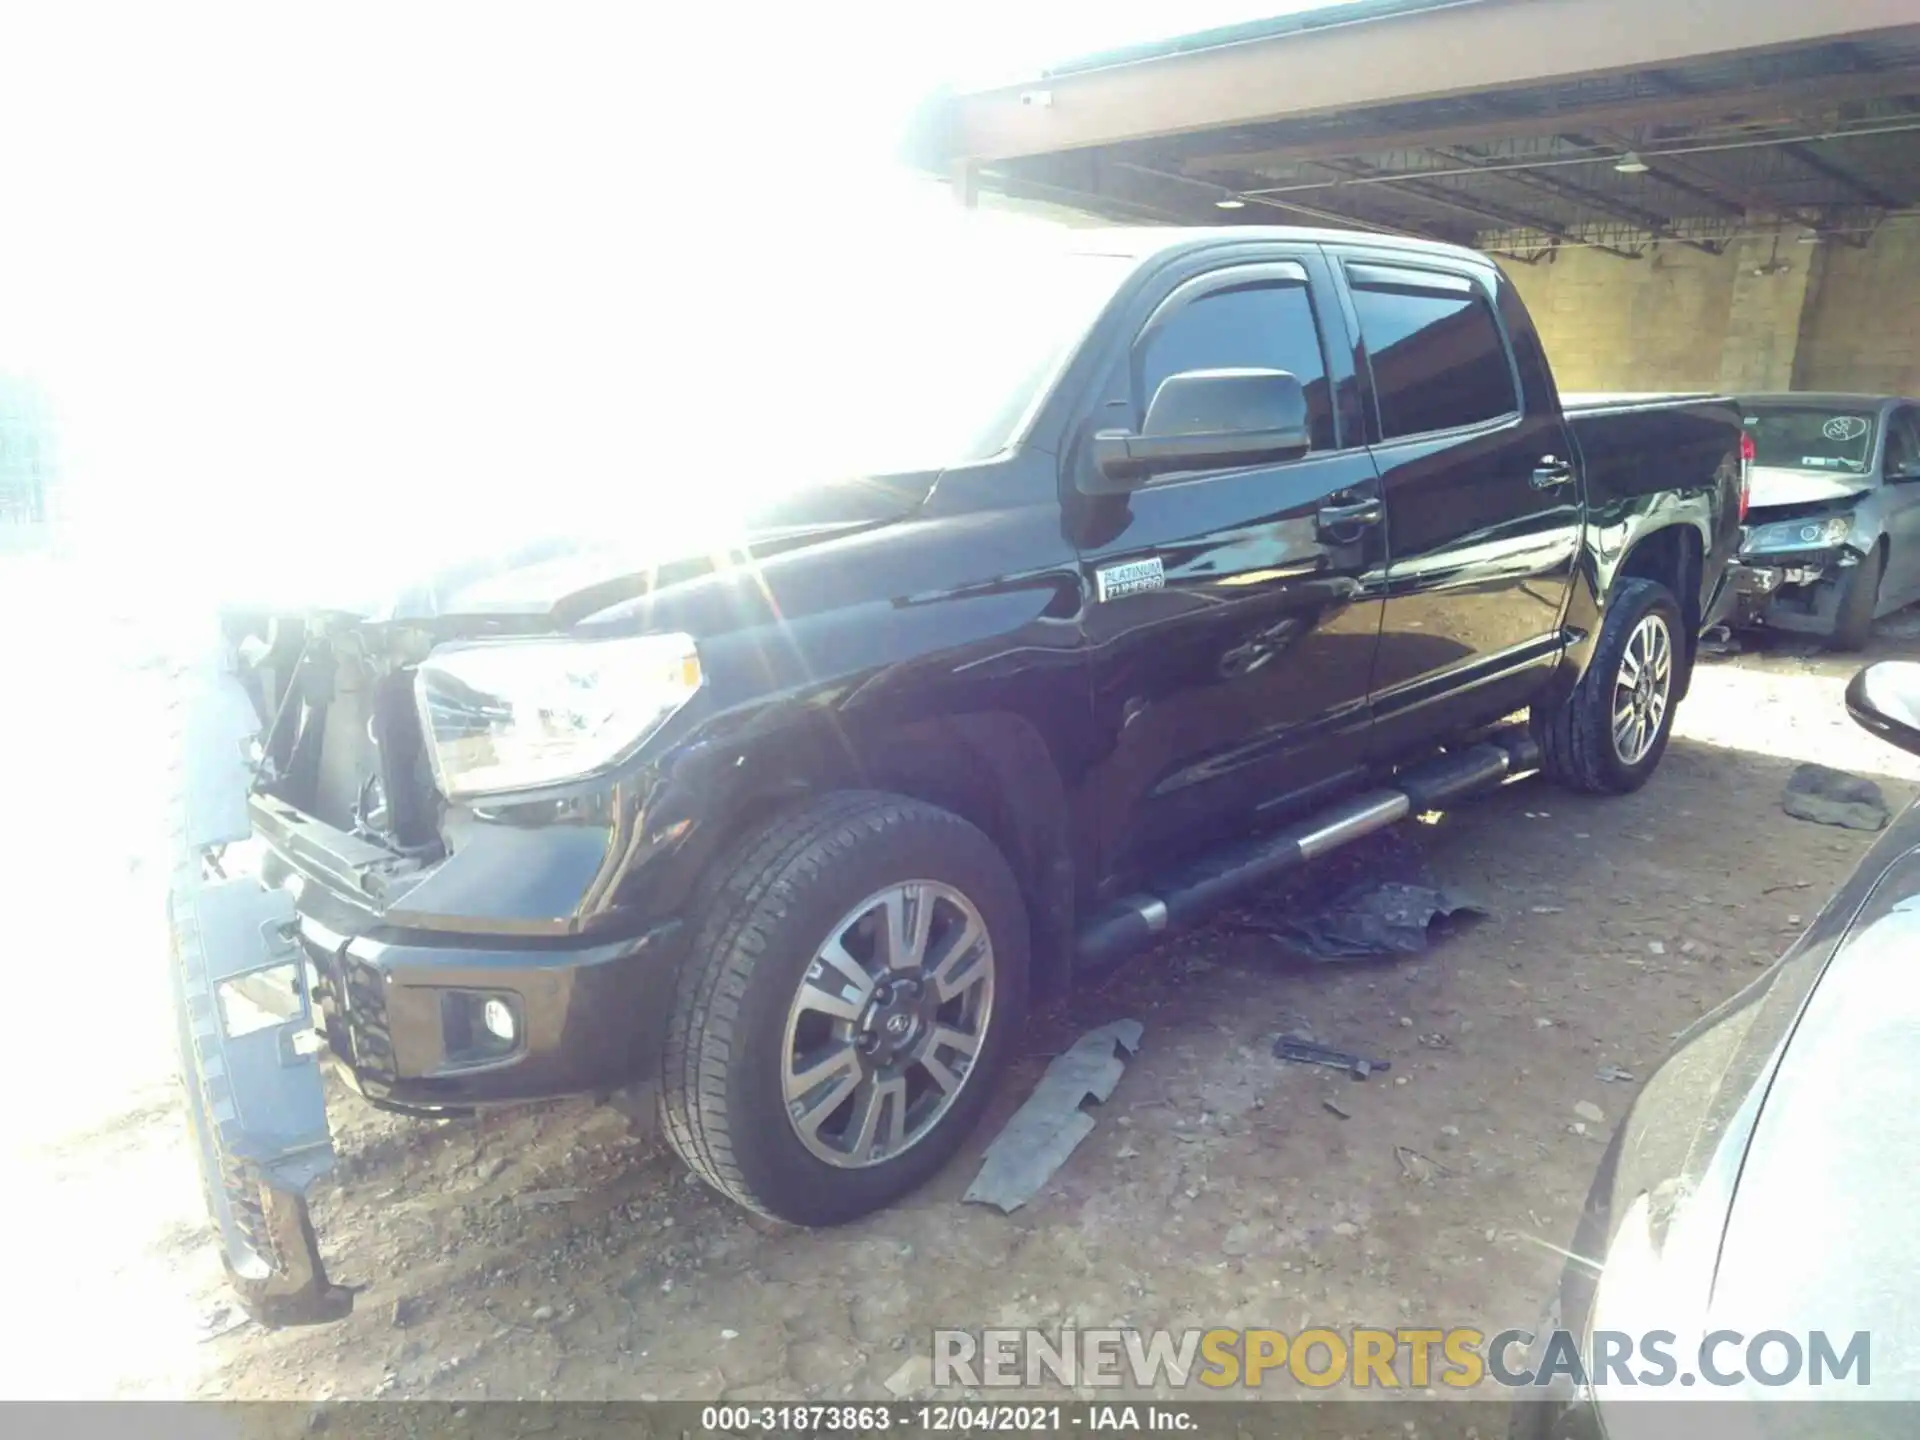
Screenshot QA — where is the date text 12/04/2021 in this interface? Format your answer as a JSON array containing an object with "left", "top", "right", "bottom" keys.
[{"left": 698, "top": 1405, "right": 1197, "bottom": 1432}]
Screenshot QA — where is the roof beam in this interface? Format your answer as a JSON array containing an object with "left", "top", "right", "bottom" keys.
[
  {"left": 1431, "top": 143, "right": 1723, "bottom": 253},
  {"left": 1777, "top": 141, "right": 1909, "bottom": 208},
  {"left": 1638, "top": 59, "right": 1909, "bottom": 210},
  {"left": 936, "top": 0, "right": 1920, "bottom": 164},
  {"left": 1309, "top": 156, "right": 1645, "bottom": 258},
  {"left": 1586, "top": 128, "right": 1867, "bottom": 244},
  {"left": 1171, "top": 64, "right": 1920, "bottom": 172},
  {"left": 1104, "top": 159, "right": 1456, "bottom": 239},
  {"left": 1224, "top": 121, "right": 1920, "bottom": 197},
  {"left": 1485, "top": 247, "right": 1549, "bottom": 266},
  {"left": 989, "top": 155, "right": 1463, "bottom": 239},
  {"left": 1556, "top": 132, "right": 1745, "bottom": 217}
]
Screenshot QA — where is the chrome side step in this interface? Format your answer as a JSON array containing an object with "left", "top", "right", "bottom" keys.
[{"left": 1076, "top": 727, "right": 1538, "bottom": 968}]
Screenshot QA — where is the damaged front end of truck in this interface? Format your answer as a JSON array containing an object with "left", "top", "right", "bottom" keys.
[
  {"left": 170, "top": 610, "right": 456, "bottom": 1327},
  {"left": 161, "top": 525, "right": 781, "bottom": 1326}
]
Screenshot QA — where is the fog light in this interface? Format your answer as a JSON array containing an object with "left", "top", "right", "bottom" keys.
[{"left": 481, "top": 998, "right": 517, "bottom": 1043}]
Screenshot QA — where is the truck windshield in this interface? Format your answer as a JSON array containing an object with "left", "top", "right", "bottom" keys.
[
  {"left": 1742, "top": 406, "right": 1879, "bottom": 474},
  {"left": 763, "top": 246, "right": 1136, "bottom": 480}
]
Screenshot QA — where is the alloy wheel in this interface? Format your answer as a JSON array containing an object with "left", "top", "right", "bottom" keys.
[
  {"left": 1611, "top": 613, "right": 1673, "bottom": 766},
  {"left": 780, "top": 881, "right": 996, "bottom": 1168}
]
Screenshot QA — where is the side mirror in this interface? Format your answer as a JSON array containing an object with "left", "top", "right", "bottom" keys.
[
  {"left": 1846, "top": 661, "right": 1920, "bottom": 757},
  {"left": 1090, "top": 368, "right": 1309, "bottom": 490}
]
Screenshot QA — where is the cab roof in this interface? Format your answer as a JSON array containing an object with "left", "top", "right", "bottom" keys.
[{"left": 1066, "top": 225, "right": 1493, "bottom": 269}]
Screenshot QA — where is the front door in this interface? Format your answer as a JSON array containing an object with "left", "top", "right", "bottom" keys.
[
  {"left": 1332, "top": 252, "right": 1581, "bottom": 762},
  {"left": 1069, "top": 249, "right": 1385, "bottom": 892},
  {"left": 1880, "top": 406, "right": 1920, "bottom": 607}
]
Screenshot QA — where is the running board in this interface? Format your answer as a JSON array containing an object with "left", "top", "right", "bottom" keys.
[{"left": 1075, "top": 726, "right": 1539, "bottom": 968}]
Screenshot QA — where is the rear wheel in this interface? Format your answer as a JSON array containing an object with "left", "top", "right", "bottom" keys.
[
  {"left": 1829, "top": 544, "right": 1883, "bottom": 652},
  {"left": 659, "top": 792, "right": 1028, "bottom": 1225},
  {"left": 1535, "top": 576, "right": 1683, "bottom": 795}
]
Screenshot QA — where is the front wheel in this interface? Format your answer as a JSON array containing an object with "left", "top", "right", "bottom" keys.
[
  {"left": 659, "top": 792, "right": 1028, "bottom": 1226},
  {"left": 1828, "top": 544, "right": 1883, "bottom": 653},
  {"left": 1535, "top": 576, "right": 1683, "bottom": 795}
]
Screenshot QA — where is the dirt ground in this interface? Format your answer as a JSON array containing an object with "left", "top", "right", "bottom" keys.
[{"left": 10, "top": 609, "right": 1920, "bottom": 1406}]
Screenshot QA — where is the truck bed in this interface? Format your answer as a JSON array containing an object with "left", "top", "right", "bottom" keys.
[
  {"left": 1562, "top": 392, "right": 1743, "bottom": 511},
  {"left": 1561, "top": 391, "right": 1728, "bottom": 413}
]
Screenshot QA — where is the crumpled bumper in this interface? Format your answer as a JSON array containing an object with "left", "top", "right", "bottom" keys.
[
  {"left": 1727, "top": 546, "right": 1857, "bottom": 633},
  {"left": 170, "top": 652, "right": 352, "bottom": 1326},
  {"left": 169, "top": 642, "right": 687, "bottom": 1326}
]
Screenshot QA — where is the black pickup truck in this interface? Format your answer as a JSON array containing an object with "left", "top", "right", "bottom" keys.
[{"left": 172, "top": 227, "right": 1746, "bottom": 1323}]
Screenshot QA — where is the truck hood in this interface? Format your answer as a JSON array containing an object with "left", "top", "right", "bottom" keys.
[
  {"left": 1747, "top": 465, "right": 1874, "bottom": 510},
  {"left": 234, "top": 470, "right": 940, "bottom": 628}
]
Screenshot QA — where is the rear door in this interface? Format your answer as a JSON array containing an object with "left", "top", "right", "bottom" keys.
[
  {"left": 1332, "top": 251, "right": 1580, "bottom": 762},
  {"left": 1069, "top": 246, "right": 1385, "bottom": 890}
]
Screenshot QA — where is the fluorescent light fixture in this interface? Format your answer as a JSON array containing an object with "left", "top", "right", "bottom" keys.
[
  {"left": 1214, "top": 197, "right": 1247, "bottom": 210},
  {"left": 1614, "top": 151, "right": 1650, "bottom": 174}
]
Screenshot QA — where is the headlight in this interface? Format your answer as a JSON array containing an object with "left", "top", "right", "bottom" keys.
[
  {"left": 415, "top": 633, "right": 702, "bottom": 797},
  {"left": 1743, "top": 513, "right": 1852, "bottom": 553}
]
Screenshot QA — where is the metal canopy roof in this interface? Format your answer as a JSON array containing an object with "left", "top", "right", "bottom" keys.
[{"left": 915, "top": 0, "right": 1920, "bottom": 260}]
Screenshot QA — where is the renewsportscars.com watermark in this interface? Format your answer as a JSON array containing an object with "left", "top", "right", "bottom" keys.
[{"left": 932, "top": 1328, "right": 1872, "bottom": 1391}]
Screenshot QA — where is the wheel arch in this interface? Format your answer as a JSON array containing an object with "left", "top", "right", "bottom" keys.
[
  {"left": 851, "top": 712, "right": 1076, "bottom": 1000},
  {"left": 1614, "top": 522, "right": 1704, "bottom": 698},
  {"left": 693, "top": 710, "right": 1078, "bottom": 1002}
]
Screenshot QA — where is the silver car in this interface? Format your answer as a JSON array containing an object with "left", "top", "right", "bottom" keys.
[{"left": 1729, "top": 393, "right": 1920, "bottom": 650}]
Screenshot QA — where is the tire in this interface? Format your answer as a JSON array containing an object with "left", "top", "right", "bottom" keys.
[
  {"left": 1534, "top": 576, "right": 1683, "bottom": 795},
  {"left": 658, "top": 792, "right": 1029, "bottom": 1226},
  {"left": 1828, "top": 544, "right": 1883, "bottom": 653}
]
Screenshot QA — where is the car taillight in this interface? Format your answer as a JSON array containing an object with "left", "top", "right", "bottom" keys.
[{"left": 1738, "top": 432, "right": 1755, "bottom": 522}]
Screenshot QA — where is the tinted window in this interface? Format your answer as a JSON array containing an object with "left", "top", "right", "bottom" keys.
[
  {"left": 1742, "top": 406, "right": 1878, "bottom": 474},
  {"left": 1140, "top": 281, "right": 1335, "bottom": 452},
  {"left": 1349, "top": 271, "right": 1516, "bottom": 440},
  {"left": 1882, "top": 409, "right": 1918, "bottom": 476}
]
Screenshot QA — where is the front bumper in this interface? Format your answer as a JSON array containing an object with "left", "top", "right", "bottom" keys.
[
  {"left": 264, "top": 830, "right": 686, "bottom": 1109},
  {"left": 1726, "top": 545, "right": 1857, "bottom": 634},
  {"left": 171, "top": 649, "right": 689, "bottom": 1326}
]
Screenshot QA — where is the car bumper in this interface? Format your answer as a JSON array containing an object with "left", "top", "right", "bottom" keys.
[
  {"left": 1726, "top": 546, "right": 1856, "bottom": 633},
  {"left": 267, "top": 844, "right": 686, "bottom": 1110},
  {"left": 171, "top": 650, "right": 690, "bottom": 1325},
  {"left": 244, "top": 781, "right": 691, "bottom": 1110}
]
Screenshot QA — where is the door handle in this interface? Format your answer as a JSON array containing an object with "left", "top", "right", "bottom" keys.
[
  {"left": 1532, "top": 456, "right": 1575, "bottom": 489},
  {"left": 1316, "top": 496, "right": 1384, "bottom": 531}
]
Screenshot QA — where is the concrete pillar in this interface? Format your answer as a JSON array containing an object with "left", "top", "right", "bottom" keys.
[{"left": 1717, "top": 230, "right": 1824, "bottom": 392}]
